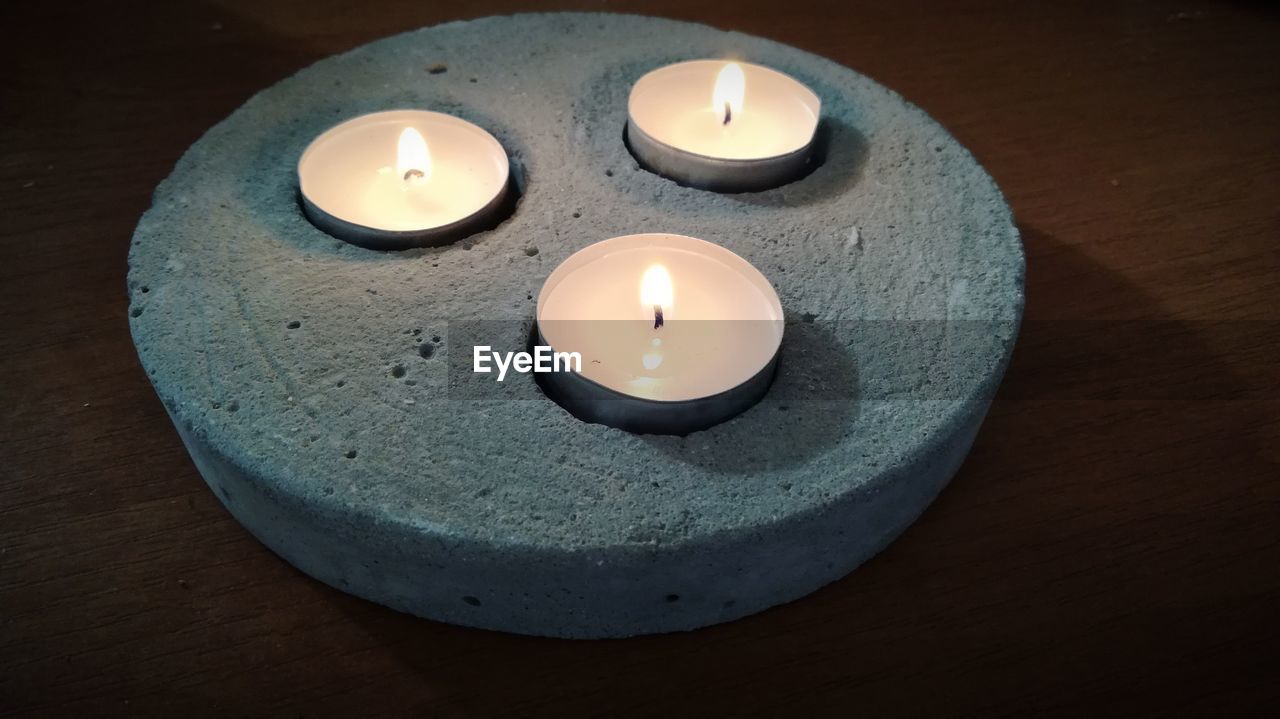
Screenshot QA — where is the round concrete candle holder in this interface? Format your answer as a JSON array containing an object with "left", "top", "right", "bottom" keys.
[{"left": 128, "top": 13, "right": 1024, "bottom": 638}]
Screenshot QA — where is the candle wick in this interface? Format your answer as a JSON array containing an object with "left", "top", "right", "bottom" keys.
[
  {"left": 653, "top": 305, "right": 664, "bottom": 329},
  {"left": 723, "top": 102, "right": 732, "bottom": 126},
  {"left": 403, "top": 168, "right": 425, "bottom": 182}
]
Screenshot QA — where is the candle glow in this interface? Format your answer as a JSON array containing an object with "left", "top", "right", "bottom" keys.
[
  {"left": 640, "top": 264, "right": 674, "bottom": 311},
  {"left": 641, "top": 264, "right": 674, "bottom": 329},
  {"left": 712, "top": 62, "right": 746, "bottom": 125},
  {"left": 396, "top": 127, "right": 431, "bottom": 184}
]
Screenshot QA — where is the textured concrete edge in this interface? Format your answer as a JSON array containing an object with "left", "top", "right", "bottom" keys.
[{"left": 166, "top": 399, "right": 992, "bottom": 638}]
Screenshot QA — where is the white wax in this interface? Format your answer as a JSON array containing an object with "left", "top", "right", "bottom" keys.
[
  {"left": 629, "top": 60, "right": 820, "bottom": 161},
  {"left": 298, "top": 110, "right": 509, "bottom": 233},
  {"left": 537, "top": 234, "right": 784, "bottom": 402}
]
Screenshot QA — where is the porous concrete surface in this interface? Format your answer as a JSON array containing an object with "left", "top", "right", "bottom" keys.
[{"left": 128, "top": 13, "right": 1023, "bottom": 638}]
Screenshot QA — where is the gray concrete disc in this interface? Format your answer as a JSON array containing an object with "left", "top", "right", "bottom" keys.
[{"left": 128, "top": 13, "right": 1023, "bottom": 638}]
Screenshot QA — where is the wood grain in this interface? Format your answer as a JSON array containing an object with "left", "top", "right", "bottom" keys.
[{"left": 2, "top": 0, "right": 1277, "bottom": 715}]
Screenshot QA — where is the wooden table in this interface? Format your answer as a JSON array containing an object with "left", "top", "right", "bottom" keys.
[{"left": 2, "top": 0, "right": 1277, "bottom": 715}]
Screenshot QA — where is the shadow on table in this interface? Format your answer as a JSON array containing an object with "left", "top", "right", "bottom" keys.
[{"left": 998, "top": 229, "right": 1264, "bottom": 401}]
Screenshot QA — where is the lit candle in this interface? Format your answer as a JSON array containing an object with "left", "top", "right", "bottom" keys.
[
  {"left": 298, "top": 110, "right": 511, "bottom": 250},
  {"left": 627, "top": 60, "right": 821, "bottom": 193},
  {"left": 536, "top": 234, "right": 784, "bottom": 435}
]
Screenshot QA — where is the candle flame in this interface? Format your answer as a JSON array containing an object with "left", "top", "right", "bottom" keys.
[
  {"left": 396, "top": 127, "right": 431, "bottom": 183},
  {"left": 640, "top": 264, "right": 674, "bottom": 310},
  {"left": 712, "top": 62, "right": 745, "bottom": 125}
]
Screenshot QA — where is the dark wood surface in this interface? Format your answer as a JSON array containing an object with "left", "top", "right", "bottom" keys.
[{"left": 2, "top": 0, "right": 1277, "bottom": 715}]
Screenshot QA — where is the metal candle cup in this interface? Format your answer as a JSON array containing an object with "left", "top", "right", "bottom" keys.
[
  {"left": 535, "top": 234, "right": 784, "bottom": 435},
  {"left": 298, "top": 110, "right": 511, "bottom": 250},
  {"left": 627, "top": 60, "right": 821, "bottom": 193}
]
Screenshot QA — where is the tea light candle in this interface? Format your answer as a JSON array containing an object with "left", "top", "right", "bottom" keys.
[
  {"left": 536, "top": 233, "right": 784, "bottom": 435},
  {"left": 298, "top": 110, "right": 511, "bottom": 250},
  {"left": 627, "top": 60, "right": 821, "bottom": 193}
]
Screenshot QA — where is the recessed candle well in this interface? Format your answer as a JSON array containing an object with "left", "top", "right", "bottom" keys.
[
  {"left": 298, "top": 110, "right": 512, "bottom": 250},
  {"left": 627, "top": 60, "right": 821, "bottom": 192},
  {"left": 536, "top": 233, "right": 784, "bottom": 435}
]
